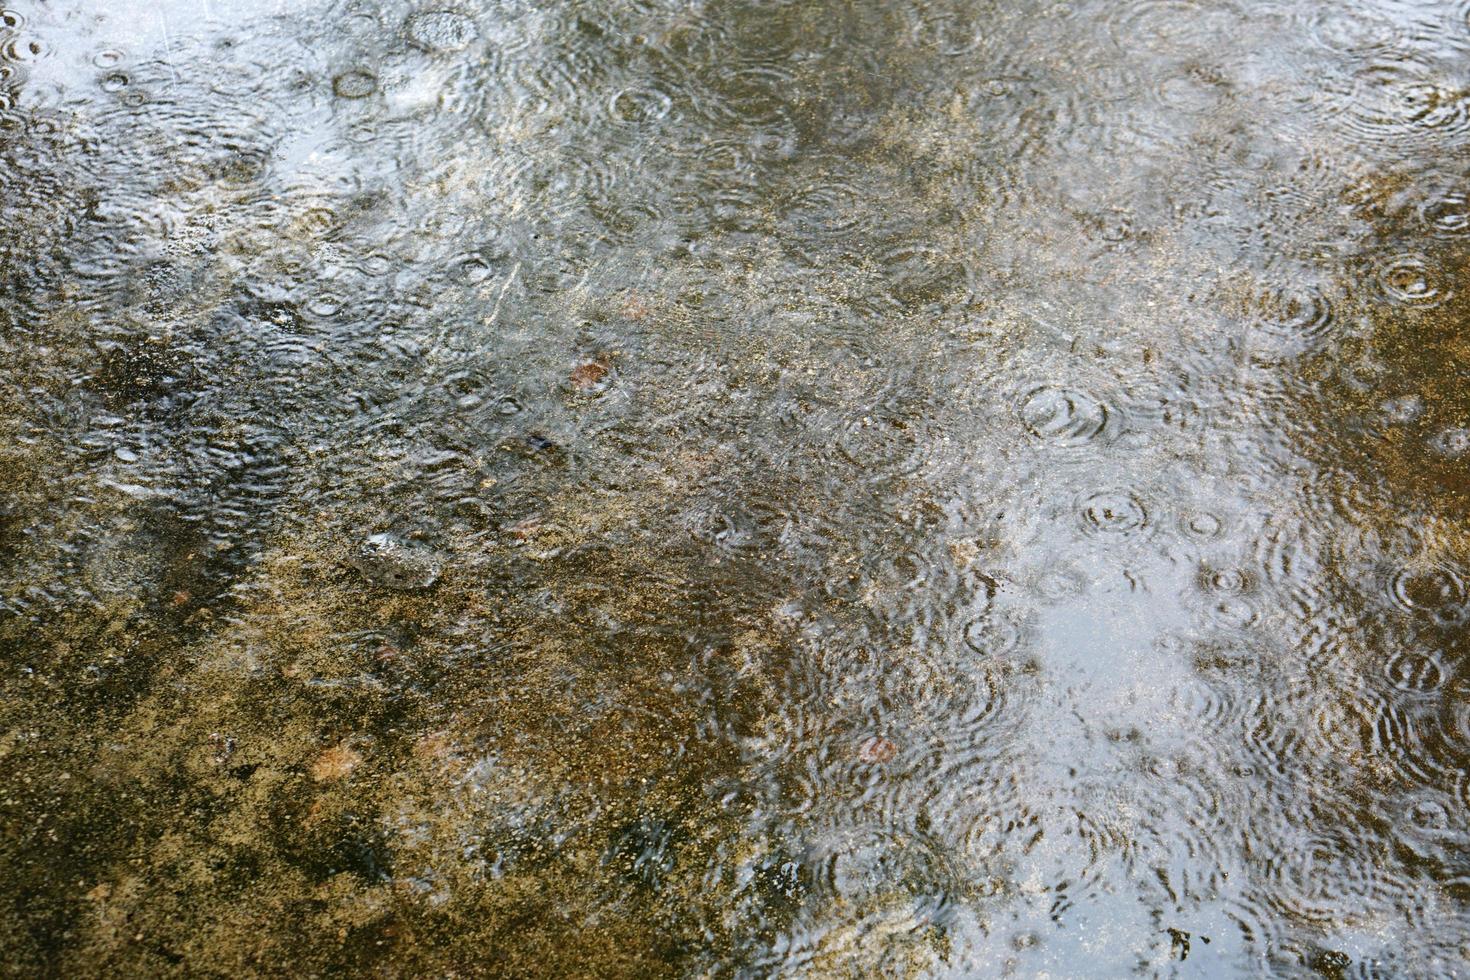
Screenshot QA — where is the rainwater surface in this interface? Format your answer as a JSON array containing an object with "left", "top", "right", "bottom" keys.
[{"left": 3, "top": 0, "right": 1470, "bottom": 976}]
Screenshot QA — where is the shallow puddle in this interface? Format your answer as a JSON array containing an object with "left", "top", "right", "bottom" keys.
[{"left": 3, "top": 0, "right": 1470, "bottom": 975}]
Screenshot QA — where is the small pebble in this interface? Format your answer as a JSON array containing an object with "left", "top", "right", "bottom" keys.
[
  {"left": 570, "top": 359, "right": 609, "bottom": 390},
  {"left": 857, "top": 736, "right": 898, "bottom": 764},
  {"left": 351, "top": 533, "right": 444, "bottom": 590}
]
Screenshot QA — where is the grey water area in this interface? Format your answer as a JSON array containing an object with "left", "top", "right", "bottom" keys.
[{"left": 2, "top": 0, "right": 1470, "bottom": 975}]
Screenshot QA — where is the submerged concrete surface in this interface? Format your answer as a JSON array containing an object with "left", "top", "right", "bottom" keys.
[{"left": 2, "top": 0, "right": 1470, "bottom": 975}]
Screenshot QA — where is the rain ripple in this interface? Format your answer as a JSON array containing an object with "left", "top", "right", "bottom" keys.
[
  {"left": 1377, "top": 253, "right": 1453, "bottom": 309},
  {"left": 1319, "top": 56, "right": 1470, "bottom": 153},
  {"left": 1016, "top": 384, "right": 1115, "bottom": 446},
  {"left": 1420, "top": 188, "right": 1470, "bottom": 237}
]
